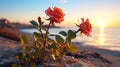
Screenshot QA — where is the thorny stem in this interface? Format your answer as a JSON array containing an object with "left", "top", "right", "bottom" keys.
[{"left": 44, "top": 21, "right": 52, "bottom": 47}]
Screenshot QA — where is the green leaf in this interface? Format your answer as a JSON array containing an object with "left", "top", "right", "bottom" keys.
[
  {"left": 77, "top": 19, "right": 80, "bottom": 23},
  {"left": 66, "top": 38, "right": 71, "bottom": 43},
  {"left": 21, "top": 34, "right": 29, "bottom": 44},
  {"left": 59, "top": 31, "right": 67, "bottom": 37},
  {"left": 43, "top": 17, "right": 50, "bottom": 21},
  {"left": 33, "top": 32, "right": 41, "bottom": 38},
  {"left": 25, "top": 46, "right": 31, "bottom": 52},
  {"left": 52, "top": 54, "right": 56, "bottom": 60},
  {"left": 16, "top": 52, "right": 25, "bottom": 58},
  {"left": 46, "top": 18, "right": 50, "bottom": 21},
  {"left": 49, "top": 34, "right": 56, "bottom": 36},
  {"left": 66, "top": 45, "right": 79, "bottom": 53},
  {"left": 24, "top": 57, "right": 30, "bottom": 62},
  {"left": 68, "top": 30, "right": 76, "bottom": 39},
  {"left": 66, "top": 38, "right": 71, "bottom": 47},
  {"left": 76, "top": 24, "right": 80, "bottom": 27},
  {"left": 40, "top": 21, "right": 44, "bottom": 25},
  {"left": 23, "top": 64, "right": 28, "bottom": 67},
  {"left": 42, "top": 27, "right": 47, "bottom": 31},
  {"left": 30, "top": 20, "right": 38, "bottom": 26},
  {"left": 50, "top": 44, "right": 57, "bottom": 50},
  {"left": 39, "top": 47, "right": 45, "bottom": 57},
  {"left": 55, "top": 35, "right": 64, "bottom": 44},
  {"left": 30, "top": 62, "right": 36, "bottom": 67}
]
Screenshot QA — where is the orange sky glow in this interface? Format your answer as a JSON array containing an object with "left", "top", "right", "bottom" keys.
[{"left": 0, "top": 0, "right": 120, "bottom": 28}]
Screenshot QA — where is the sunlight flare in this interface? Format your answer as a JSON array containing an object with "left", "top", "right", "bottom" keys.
[
  {"left": 98, "top": 21, "right": 106, "bottom": 32},
  {"left": 99, "top": 21, "right": 105, "bottom": 27}
]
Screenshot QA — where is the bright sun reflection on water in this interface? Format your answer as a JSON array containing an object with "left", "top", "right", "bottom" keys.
[
  {"left": 98, "top": 32, "right": 105, "bottom": 45},
  {"left": 98, "top": 21, "right": 106, "bottom": 45}
]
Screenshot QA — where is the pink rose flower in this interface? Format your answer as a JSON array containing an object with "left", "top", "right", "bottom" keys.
[
  {"left": 79, "top": 18, "right": 92, "bottom": 37},
  {"left": 45, "top": 6, "right": 65, "bottom": 23}
]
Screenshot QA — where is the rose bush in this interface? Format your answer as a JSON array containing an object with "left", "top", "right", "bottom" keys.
[{"left": 13, "top": 6, "right": 92, "bottom": 67}]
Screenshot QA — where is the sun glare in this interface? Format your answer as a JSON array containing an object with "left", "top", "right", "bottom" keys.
[
  {"left": 99, "top": 21, "right": 105, "bottom": 27},
  {"left": 98, "top": 21, "right": 106, "bottom": 32}
]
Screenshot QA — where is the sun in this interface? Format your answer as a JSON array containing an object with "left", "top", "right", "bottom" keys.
[
  {"left": 98, "top": 21, "right": 106, "bottom": 32},
  {"left": 99, "top": 21, "right": 106, "bottom": 27}
]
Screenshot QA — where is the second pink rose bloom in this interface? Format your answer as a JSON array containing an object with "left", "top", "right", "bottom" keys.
[{"left": 79, "top": 18, "right": 92, "bottom": 37}]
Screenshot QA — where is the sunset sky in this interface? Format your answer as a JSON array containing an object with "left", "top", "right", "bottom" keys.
[{"left": 0, "top": 0, "right": 120, "bottom": 27}]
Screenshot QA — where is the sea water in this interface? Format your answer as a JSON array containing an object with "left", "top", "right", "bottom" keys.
[{"left": 20, "top": 27, "right": 120, "bottom": 51}]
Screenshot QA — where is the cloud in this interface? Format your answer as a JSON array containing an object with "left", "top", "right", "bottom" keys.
[{"left": 59, "top": 0, "right": 68, "bottom": 3}]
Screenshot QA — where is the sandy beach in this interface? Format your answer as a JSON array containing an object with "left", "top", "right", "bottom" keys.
[
  {"left": 0, "top": 37, "right": 21, "bottom": 67},
  {"left": 0, "top": 33, "right": 120, "bottom": 67},
  {"left": 74, "top": 42, "right": 120, "bottom": 67}
]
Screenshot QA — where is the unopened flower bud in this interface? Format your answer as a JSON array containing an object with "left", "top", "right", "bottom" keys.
[
  {"left": 38, "top": 16, "right": 41, "bottom": 23},
  {"left": 81, "top": 18, "right": 84, "bottom": 22}
]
